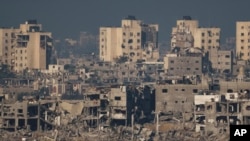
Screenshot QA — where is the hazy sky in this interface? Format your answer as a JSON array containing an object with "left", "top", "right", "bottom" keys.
[{"left": 1, "top": 0, "right": 250, "bottom": 42}]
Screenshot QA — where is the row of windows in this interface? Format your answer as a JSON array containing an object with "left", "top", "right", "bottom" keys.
[
  {"left": 15, "top": 63, "right": 26, "bottom": 67},
  {"left": 121, "top": 45, "right": 141, "bottom": 49},
  {"left": 218, "top": 62, "right": 230, "bottom": 65},
  {"left": 120, "top": 71, "right": 135, "bottom": 75},
  {"left": 3, "top": 39, "right": 14, "bottom": 44},
  {"left": 170, "top": 60, "right": 199, "bottom": 63},
  {"left": 100, "top": 38, "right": 141, "bottom": 44},
  {"left": 100, "top": 31, "right": 141, "bottom": 37},
  {"left": 240, "top": 32, "right": 250, "bottom": 36},
  {"left": 240, "top": 46, "right": 250, "bottom": 50},
  {"left": 240, "top": 52, "right": 250, "bottom": 57},
  {"left": 123, "top": 32, "right": 140, "bottom": 37},
  {"left": 201, "top": 32, "right": 219, "bottom": 37},
  {"left": 208, "top": 46, "right": 219, "bottom": 49},
  {"left": 123, "top": 39, "right": 141, "bottom": 43},
  {"left": 4, "top": 33, "right": 19, "bottom": 38},
  {"left": 15, "top": 50, "right": 27, "bottom": 54},
  {"left": 240, "top": 39, "right": 250, "bottom": 43},
  {"left": 201, "top": 39, "right": 220, "bottom": 44},
  {"left": 162, "top": 88, "right": 198, "bottom": 93},
  {"left": 4, "top": 45, "right": 14, "bottom": 50},
  {"left": 175, "top": 101, "right": 185, "bottom": 104},
  {"left": 15, "top": 57, "right": 27, "bottom": 60},
  {"left": 216, "top": 55, "right": 231, "bottom": 58},
  {"left": 169, "top": 67, "right": 199, "bottom": 70},
  {"left": 240, "top": 26, "right": 250, "bottom": 29}
]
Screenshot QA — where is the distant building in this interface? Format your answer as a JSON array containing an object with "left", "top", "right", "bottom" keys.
[
  {"left": 0, "top": 27, "right": 21, "bottom": 71},
  {"left": 65, "top": 38, "right": 77, "bottom": 46},
  {"left": 163, "top": 52, "right": 202, "bottom": 77},
  {"left": 0, "top": 20, "right": 53, "bottom": 72},
  {"left": 236, "top": 21, "right": 250, "bottom": 61},
  {"left": 57, "top": 58, "right": 72, "bottom": 65},
  {"left": 208, "top": 49, "right": 233, "bottom": 74},
  {"left": 41, "top": 64, "right": 65, "bottom": 74},
  {"left": 171, "top": 16, "right": 220, "bottom": 52},
  {"left": 99, "top": 16, "right": 159, "bottom": 62},
  {"left": 79, "top": 32, "right": 98, "bottom": 46}
]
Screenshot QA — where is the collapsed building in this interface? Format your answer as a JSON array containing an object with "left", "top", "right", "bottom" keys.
[
  {"left": 0, "top": 95, "right": 58, "bottom": 132},
  {"left": 195, "top": 91, "right": 250, "bottom": 135},
  {"left": 0, "top": 84, "right": 155, "bottom": 134}
]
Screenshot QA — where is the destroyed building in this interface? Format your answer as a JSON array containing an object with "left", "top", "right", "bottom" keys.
[{"left": 0, "top": 95, "right": 58, "bottom": 132}]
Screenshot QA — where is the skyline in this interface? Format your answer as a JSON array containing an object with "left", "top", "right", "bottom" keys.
[{"left": 1, "top": 0, "right": 250, "bottom": 42}]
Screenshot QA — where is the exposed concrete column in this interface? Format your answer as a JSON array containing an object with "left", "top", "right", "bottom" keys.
[
  {"left": 226, "top": 102, "right": 230, "bottom": 134},
  {"left": 15, "top": 106, "right": 18, "bottom": 131},
  {"left": 156, "top": 112, "right": 159, "bottom": 136},
  {"left": 24, "top": 101, "right": 28, "bottom": 131},
  {"left": 237, "top": 102, "right": 242, "bottom": 125},
  {"left": 25, "top": 117, "right": 28, "bottom": 131}
]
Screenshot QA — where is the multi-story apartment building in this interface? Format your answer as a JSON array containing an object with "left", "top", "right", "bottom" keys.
[
  {"left": 99, "top": 16, "right": 159, "bottom": 62},
  {"left": 171, "top": 16, "right": 220, "bottom": 52},
  {"left": 171, "top": 16, "right": 198, "bottom": 49},
  {"left": 208, "top": 49, "right": 233, "bottom": 74},
  {"left": 0, "top": 28, "right": 20, "bottom": 71},
  {"left": 0, "top": 20, "right": 53, "bottom": 72},
  {"left": 99, "top": 27, "right": 123, "bottom": 62},
  {"left": 236, "top": 21, "right": 250, "bottom": 61},
  {"left": 163, "top": 53, "right": 202, "bottom": 77}
]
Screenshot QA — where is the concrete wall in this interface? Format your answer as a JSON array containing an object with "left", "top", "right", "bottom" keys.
[
  {"left": 219, "top": 80, "right": 250, "bottom": 93},
  {"left": 209, "top": 49, "right": 233, "bottom": 73},
  {"left": 155, "top": 83, "right": 207, "bottom": 113},
  {"left": 164, "top": 55, "right": 202, "bottom": 76}
]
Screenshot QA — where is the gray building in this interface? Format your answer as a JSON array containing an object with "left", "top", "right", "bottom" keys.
[
  {"left": 208, "top": 49, "right": 233, "bottom": 74},
  {"left": 155, "top": 81, "right": 208, "bottom": 114},
  {"left": 164, "top": 53, "right": 202, "bottom": 76}
]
